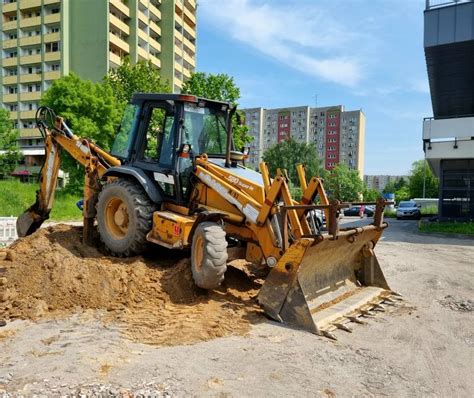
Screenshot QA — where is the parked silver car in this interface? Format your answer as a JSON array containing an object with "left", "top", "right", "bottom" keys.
[{"left": 396, "top": 201, "right": 421, "bottom": 220}]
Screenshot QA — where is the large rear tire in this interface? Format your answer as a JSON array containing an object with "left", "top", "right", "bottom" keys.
[
  {"left": 191, "top": 222, "right": 228, "bottom": 289},
  {"left": 97, "top": 179, "right": 155, "bottom": 256}
]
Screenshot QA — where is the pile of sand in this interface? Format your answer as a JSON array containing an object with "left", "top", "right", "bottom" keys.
[{"left": 0, "top": 225, "right": 262, "bottom": 346}]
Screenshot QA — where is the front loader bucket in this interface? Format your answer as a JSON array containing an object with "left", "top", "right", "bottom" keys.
[{"left": 258, "top": 225, "right": 398, "bottom": 339}]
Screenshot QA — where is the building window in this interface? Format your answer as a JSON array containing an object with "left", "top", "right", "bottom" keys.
[{"left": 45, "top": 42, "right": 60, "bottom": 52}]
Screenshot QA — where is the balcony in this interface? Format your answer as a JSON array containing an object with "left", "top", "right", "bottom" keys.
[
  {"left": 182, "top": 49, "right": 195, "bottom": 66},
  {"left": 20, "top": 16, "right": 41, "bottom": 28},
  {"left": 137, "top": 9, "right": 148, "bottom": 24},
  {"left": 109, "top": 33, "right": 130, "bottom": 53},
  {"left": 20, "top": 91, "right": 41, "bottom": 101},
  {"left": 9, "top": 111, "right": 19, "bottom": 120},
  {"left": 43, "top": 0, "right": 61, "bottom": 4},
  {"left": 44, "top": 71, "right": 60, "bottom": 80},
  {"left": 423, "top": 115, "right": 474, "bottom": 175},
  {"left": 110, "top": 0, "right": 130, "bottom": 17},
  {"left": 3, "top": 94, "right": 18, "bottom": 103},
  {"left": 149, "top": 37, "right": 161, "bottom": 53},
  {"left": 149, "top": 20, "right": 161, "bottom": 36},
  {"left": 109, "top": 51, "right": 122, "bottom": 67},
  {"left": 137, "top": 46, "right": 148, "bottom": 59},
  {"left": 182, "top": 66, "right": 191, "bottom": 79},
  {"left": 19, "top": 36, "right": 41, "bottom": 46},
  {"left": 44, "top": 51, "right": 61, "bottom": 62},
  {"left": 2, "top": 39, "right": 18, "bottom": 49},
  {"left": 44, "top": 32, "right": 60, "bottom": 43},
  {"left": 44, "top": 13, "right": 60, "bottom": 24},
  {"left": 2, "top": 21, "right": 18, "bottom": 31},
  {"left": 19, "top": 128, "right": 41, "bottom": 138},
  {"left": 19, "top": 54, "right": 42, "bottom": 65},
  {"left": 20, "top": 73, "right": 42, "bottom": 83},
  {"left": 149, "top": 55, "right": 160, "bottom": 68},
  {"left": 2, "top": 2, "right": 17, "bottom": 12},
  {"left": 183, "top": 4, "right": 196, "bottom": 26},
  {"left": 19, "top": 0, "right": 41, "bottom": 8},
  {"left": 3, "top": 76, "right": 18, "bottom": 85},
  {"left": 137, "top": 28, "right": 148, "bottom": 42},
  {"left": 149, "top": 3, "right": 161, "bottom": 21},
  {"left": 109, "top": 13, "right": 130, "bottom": 35},
  {"left": 20, "top": 110, "right": 37, "bottom": 119},
  {"left": 3, "top": 57, "right": 18, "bottom": 67}
]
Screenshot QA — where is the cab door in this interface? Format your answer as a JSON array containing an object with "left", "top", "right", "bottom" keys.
[{"left": 132, "top": 101, "right": 179, "bottom": 201}]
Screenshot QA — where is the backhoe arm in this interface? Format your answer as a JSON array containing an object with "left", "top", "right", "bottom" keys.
[{"left": 17, "top": 108, "right": 120, "bottom": 238}]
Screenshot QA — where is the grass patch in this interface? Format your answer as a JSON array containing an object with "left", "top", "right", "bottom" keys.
[
  {"left": 419, "top": 221, "right": 474, "bottom": 235},
  {"left": 421, "top": 205, "right": 438, "bottom": 216},
  {"left": 0, "top": 180, "right": 82, "bottom": 221}
]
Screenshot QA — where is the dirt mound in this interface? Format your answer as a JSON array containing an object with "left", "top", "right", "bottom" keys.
[{"left": 0, "top": 225, "right": 262, "bottom": 346}]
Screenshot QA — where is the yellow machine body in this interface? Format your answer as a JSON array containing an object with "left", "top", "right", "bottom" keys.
[{"left": 18, "top": 102, "right": 397, "bottom": 339}]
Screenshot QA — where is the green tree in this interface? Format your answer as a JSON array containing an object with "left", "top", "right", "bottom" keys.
[
  {"left": 383, "top": 180, "right": 397, "bottom": 194},
  {"left": 262, "top": 138, "right": 323, "bottom": 187},
  {"left": 41, "top": 73, "right": 120, "bottom": 193},
  {"left": 324, "top": 164, "right": 364, "bottom": 202},
  {"left": 104, "top": 56, "right": 170, "bottom": 108},
  {"left": 408, "top": 160, "right": 439, "bottom": 198},
  {"left": 181, "top": 72, "right": 252, "bottom": 149},
  {"left": 394, "top": 176, "right": 407, "bottom": 190},
  {"left": 0, "top": 109, "right": 22, "bottom": 176},
  {"left": 395, "top": 185, "right": 411, "bottom": 202},
  {"left": 363, "top": 185, "right": 381, "bottom": 202}
]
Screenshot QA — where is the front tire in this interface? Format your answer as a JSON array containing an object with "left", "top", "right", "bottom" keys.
[
  {"left": 97, "top": 179, "right": 155, "bottom": 256},
  {"left": 191, "top": 222, "right": 228, "bottom": 289}
]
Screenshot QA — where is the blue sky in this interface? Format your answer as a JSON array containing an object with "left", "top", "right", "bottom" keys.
[{"left": 195, "top": 0, "right": 432, "bottom": 175}]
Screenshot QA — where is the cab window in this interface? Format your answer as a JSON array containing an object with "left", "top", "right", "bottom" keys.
[{"left": 142, "top": 106, "right": 175, "bottom": 168}]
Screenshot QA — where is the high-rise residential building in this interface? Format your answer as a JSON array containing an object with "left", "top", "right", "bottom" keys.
[
  {"left": 243, "top": 105, "right": 366, "bottom": 177},
  {"left": 1, "top": 0, "right": 196, "bottom": 167}
]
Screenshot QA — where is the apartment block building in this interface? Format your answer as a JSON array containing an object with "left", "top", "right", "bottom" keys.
[
  {"left": 364, "top": 175, "right": 407, "bottom": 192},
  {"left": 1, "top": 0, "right": 196, "bottom": 165},
  {"left": 243, "top": 105, "right": 366, "bottom": 177}
]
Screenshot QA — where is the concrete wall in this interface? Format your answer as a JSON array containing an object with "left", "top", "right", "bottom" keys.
[{"left": 69, "top": 0, "right": 109, "bottom": 81}]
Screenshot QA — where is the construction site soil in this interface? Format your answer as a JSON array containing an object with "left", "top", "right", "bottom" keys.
[{"left": 0, "top": 224, "right": 262, "bottom": 346}]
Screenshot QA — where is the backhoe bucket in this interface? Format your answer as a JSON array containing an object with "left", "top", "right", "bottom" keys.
[
  {"left": 16, "top": 201, "right": 49, "bottom": 237},
  {"left": 258, "top": 225, "right": 397, "bottom": 338}
]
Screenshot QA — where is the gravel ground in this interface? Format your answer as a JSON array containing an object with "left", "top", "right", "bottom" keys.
[{"left": 1, "top": 219, "right": 473, "bottom": 397}]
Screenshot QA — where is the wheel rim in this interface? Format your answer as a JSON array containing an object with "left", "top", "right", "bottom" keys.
[
  {"left": 105, "top": 197, "right": 129, "bottom": 239},
  {"left": 194, "top": 235, "right": 204, "bottom": 271}
]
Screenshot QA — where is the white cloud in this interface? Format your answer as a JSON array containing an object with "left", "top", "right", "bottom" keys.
[{"left": 199, "top": 0, "right": 365, "bottom": 87}]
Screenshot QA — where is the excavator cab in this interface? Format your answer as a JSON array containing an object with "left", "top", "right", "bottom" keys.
[{"left": 107, "top": 94, "right": 237, "bottom": 207}]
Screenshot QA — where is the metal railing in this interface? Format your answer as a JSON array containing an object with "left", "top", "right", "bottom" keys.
[{"left": 426, "top": 0, "right": 473, "bottom": 9}]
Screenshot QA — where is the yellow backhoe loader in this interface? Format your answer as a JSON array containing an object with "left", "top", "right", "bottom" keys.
[{"left": 17, "top": 94, "right": 399, "bottom": 339}]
